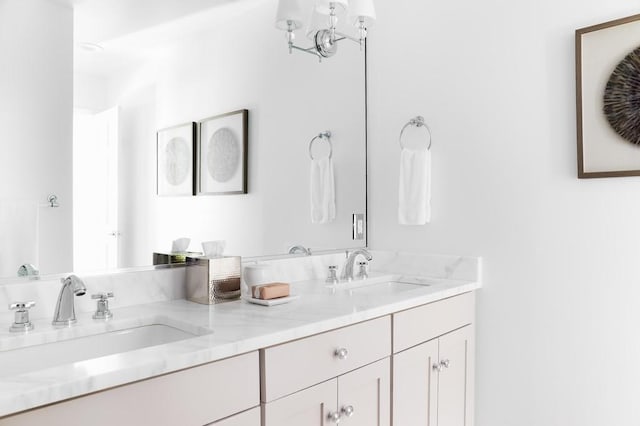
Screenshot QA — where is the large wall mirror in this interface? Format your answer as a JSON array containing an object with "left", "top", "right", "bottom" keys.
[{"left": 0, "top": 0, "right": 366, "bottom": 280}]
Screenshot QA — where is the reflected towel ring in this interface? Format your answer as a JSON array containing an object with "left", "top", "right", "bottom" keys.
[
  {"left": 309, "top": 131, "right": 333, "bottom": 160},
  {"left": 399, "top": 116, "right": 432, "bottom": 150}
]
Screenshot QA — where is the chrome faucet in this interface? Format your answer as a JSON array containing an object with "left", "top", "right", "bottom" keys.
[
  {"left": 288, "top": 245, "right": 312, "bottom": 255},
  {"left": 52, "top": 275, "right": 87, "bottom": 326},
  {"left": 341, "top": 249, "right": 373, "bottom": 282}
]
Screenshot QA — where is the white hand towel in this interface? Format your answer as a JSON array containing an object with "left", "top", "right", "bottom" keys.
[
  {"left": 398, "top": 148, "right": 431, "bottom": 225},
  {"left": 310, "top": 157, "right": 336, "bottom": 224}
]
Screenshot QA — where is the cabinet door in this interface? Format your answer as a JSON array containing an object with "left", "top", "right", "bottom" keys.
[
  {"left": 392, "top": 339, "right": 439, "bottom": 426},
  {"left": 262, "top": 379, "right": 337, "bottom": 426},
  {"left": 338, "top": 357, "right": 390, "bottom": 426},
  {"left": 437, "top": 325, "right": 474, "bottom": 426},
  {"left": 207, "top": 407, "right": 260, "bottom": 426}
]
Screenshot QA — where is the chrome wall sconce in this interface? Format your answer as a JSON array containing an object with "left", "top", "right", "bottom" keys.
[{"left": 275, "top": 0, "right": 376, "bottom": 61}]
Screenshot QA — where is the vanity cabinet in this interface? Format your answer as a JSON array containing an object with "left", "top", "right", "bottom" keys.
[
  {"left": 206, "top": 407, "right": 260, "bottom": 426},
  {"left": 261, "top": 316, "right": 391, "bottom": 426},
  {"left": 392, "top": 293, "right": 475, "bottom": 426},
  {"left": 1, "top": 351, "right": 260, "bottom": 426},
  {"left": 263, "top": 357, "right": 390, "bottom": 426}
]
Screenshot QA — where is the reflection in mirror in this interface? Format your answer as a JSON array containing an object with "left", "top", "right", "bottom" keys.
[{"left": 0, "top": 0, "right": 366, "bottom": 280}]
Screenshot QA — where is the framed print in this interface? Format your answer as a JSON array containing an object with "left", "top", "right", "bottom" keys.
[
  {"left": 576, "top": 14, "right": 640, "bottom": 178},
  {"left": 157, "top": 122, "right": 196, "bottom": 196},
  {"left": 197, "top": 109, "right": 248, "bottom": 195}
]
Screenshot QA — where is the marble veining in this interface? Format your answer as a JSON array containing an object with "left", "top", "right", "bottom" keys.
[{"left": 0, "top": 251, "right": 481, "bottom": 417}]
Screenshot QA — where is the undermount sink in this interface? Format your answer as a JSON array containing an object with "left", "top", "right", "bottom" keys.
[
  {"left": 0, "top": 321, "right": 212, "bottom": 378},
  {"left": 326, "top": 275, "right": 440, "bottom": 296},
  {"left": 348, "top": 281, "right": 427, "bottom": 296}
]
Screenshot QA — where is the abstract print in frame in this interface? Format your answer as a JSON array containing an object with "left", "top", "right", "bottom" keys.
[
  {"left": 197, "top": 109, "right": 248, "bottom": 195},
  {"left": 157, "top": 122, "right": 196, "bottom": 196},
  {"left": 576, "top": 14, "right": 640, "bottom": 178}
]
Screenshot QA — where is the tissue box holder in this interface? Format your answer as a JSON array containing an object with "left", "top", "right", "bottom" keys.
[{"left": 186, "top": 256, "right": 241, "bottom": 304}]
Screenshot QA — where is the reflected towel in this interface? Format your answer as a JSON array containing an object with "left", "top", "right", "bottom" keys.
[
  {"left": 398, "top": 148, "right": 431, "bottom": 225},
  {"left": 0, "top": 201, "right": 39, "bottom": 276},
  {"left": 310, "top": 157, "right": 336, "bottom": 224}
]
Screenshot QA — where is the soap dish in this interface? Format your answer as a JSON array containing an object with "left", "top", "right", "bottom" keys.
[{"left": 244, "top": 295, "right": 300, "bottom": 306}]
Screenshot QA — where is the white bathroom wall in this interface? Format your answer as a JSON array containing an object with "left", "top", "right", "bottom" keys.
[
  {"left": 0, "top": 0, "right": 73, "bottom": 276},
  {"left": 96, "top": 0, "right": 366, "bottom": 263},
  {"left": 368, "top": 1, "right": 640, "bottom": 425}
]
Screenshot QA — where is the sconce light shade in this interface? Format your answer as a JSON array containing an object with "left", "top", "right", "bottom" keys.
[
  {"left": 348, "top": 0, "right": 376, "bottom": 27},
  {"left": 275, "top": 0, "right": 306, "bottom": 30},
  {"left": 306, "top": 8, "right": 325, "bottom": 39},
  {"left": 315, "top": 0, "right": 349, "bottom": 15}
]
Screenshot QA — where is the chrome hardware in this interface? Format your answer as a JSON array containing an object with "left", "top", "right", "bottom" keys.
[
  {"left": 328, "top": 411, "right": 341, "bottom": 423},
  {"left": 288, "top": 245, "right": 312, "bottom": 255},
  {"left": 326, "top": 265, "right": 339, "bottom": 285},
  {"left": 91, "top": 292, "right": 114, "bottom": 320},
  {"left": 440, "top": 359, "right": 450, "bottom": 369},
  {"left": 432, "top": 362, "right": 443, "bottom": 373},
  {"left": 356, "top": 261, "right": 368, "bottom": 280},
  {"left": 52, "top": 275, "right": 86, "bottom": 327},
  {"left": 341, "top": 405, "right": 355, "bottom": 418},
  {"left": 399, "top": 116, "right": 432, "bottom": 151},
  {"left": 9, "top": 301, "right": 35, "bottom": 332},
  {"left": 47, "top": 194, "right": 59, "bottom": 207},
  {"left": 335, "top": 347, "right": 349, "bottom": 360},
  {"left": 309, "top": 131, "right": 333, "bottom": 160},
  {"left": 17, "top": 263, "right": 39, "bottom": 278},
  {"left": 340, "top": 249, "right": 372, "bottom": 282}
]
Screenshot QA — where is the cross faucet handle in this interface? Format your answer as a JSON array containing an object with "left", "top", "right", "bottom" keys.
[
  {"left": 91, "top": 293, "right": 114, "bottom": 320},
  {"left": 91, "top": 292, "right": 114, "bottom": 301},
  {"left": 9, "top": 301, "right": 35, "bottom": 310},
  {"left": 9, "top": 301, "right": 35, "bottom": 332}
]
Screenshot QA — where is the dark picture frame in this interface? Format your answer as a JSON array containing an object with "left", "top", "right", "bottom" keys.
[
  {"left": 197, "top": 109, "right": 248, "bottom": 195},
  {"left": 156, "top": 122, "right": 197, "bottom": 196},
  {"left": 576, "top": 14, "right": 640, "bottom": 178}
]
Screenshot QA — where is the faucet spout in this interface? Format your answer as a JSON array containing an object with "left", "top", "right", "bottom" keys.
[
  {"left": 52, "top": 275, "right": 86, "bottom": 327},
  {"left": 340, "top": 248, "right": 373, "bottom": 282}
]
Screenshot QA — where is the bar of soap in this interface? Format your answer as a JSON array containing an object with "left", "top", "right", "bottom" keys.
[{"left": 252, "top": 282, "right": 290, "bottom": 300}]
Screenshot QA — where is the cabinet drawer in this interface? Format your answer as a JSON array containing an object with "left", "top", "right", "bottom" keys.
[
  {"left": 261, "top": 316, "right": 391, "bottom": 402},
  {"left": 1, "top": 351, "right": 259, "bottom": 426},
  {"left": 393, "top": 292, "right": 474, "bottom": 353}
]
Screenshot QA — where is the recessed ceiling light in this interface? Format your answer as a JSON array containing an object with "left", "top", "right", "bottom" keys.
[{"left": 77, "top": 42, "right": 104, "bottom": 53}]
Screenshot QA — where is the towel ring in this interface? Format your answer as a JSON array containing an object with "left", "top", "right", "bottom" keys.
[
  {"left": 399, "top": 116, "right": 432, "bottom": 150},
  {"left": 309, "top": 131, "right": 333, "bottom": 160}
]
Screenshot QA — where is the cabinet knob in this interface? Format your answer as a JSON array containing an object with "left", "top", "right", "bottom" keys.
[
  {"left": 341, "top": 405, "right": 355, "bottom": 418},
  {"left": 432, "top": 362, "right": 443, "bottom": 373},
  {"left": 440, "top": 359, "right": 450, "bottom": 369},
  {"left": 334, "top": 347, "right": 349, "bottom": 360},
  {"left": 328, "top": 411, "right": 341, "bottom": 423}
]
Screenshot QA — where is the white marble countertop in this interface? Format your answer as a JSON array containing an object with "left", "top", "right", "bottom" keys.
[{"left": 0, "top": 273, "right": 480, "bottom": 417}]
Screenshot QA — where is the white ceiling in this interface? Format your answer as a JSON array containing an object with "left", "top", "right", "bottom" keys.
[
  {"left": 73, "top": 0, "right": 235, "bottom": 45},
  {"left": 72, "top": 0, "right": 262, "bottom": 77}
]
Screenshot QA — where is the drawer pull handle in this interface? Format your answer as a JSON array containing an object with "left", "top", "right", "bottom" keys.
[
  {"left": 341, "top": 405, "right": 355, "bottom": 417},
  {"left": 328, "top": 411, "right": 341, "bottom": 423},
  {"left": 334, "top": 347, "right": 349, "bottom": 360}
]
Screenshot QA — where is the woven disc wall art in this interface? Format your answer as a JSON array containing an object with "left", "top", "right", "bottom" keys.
[{"left": 603, "top": 46, "right": 640, "bottom": 145}]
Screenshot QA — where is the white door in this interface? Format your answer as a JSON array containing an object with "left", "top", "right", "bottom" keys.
[
  {"left": 338, "top": 357, "right": 390, "bottom": 426},
  {"left": 263, "top": 379, "right": 337, "bottom": 426},
  {"left": 437, "top": 326, "right": 474, "bottom": 426},
  {"left": 393, "top": 339, "right": 439, "bottom": 426},
  {"left": 73, "top": 106, "right": 119, "bottom": 272}
]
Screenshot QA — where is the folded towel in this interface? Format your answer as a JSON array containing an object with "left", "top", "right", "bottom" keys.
[
  {"left": 310, "top": 157, "right": 336, "bottom": 224},
  {"left": 398, "top": 148, "right": 431, "bottom": 225}
]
